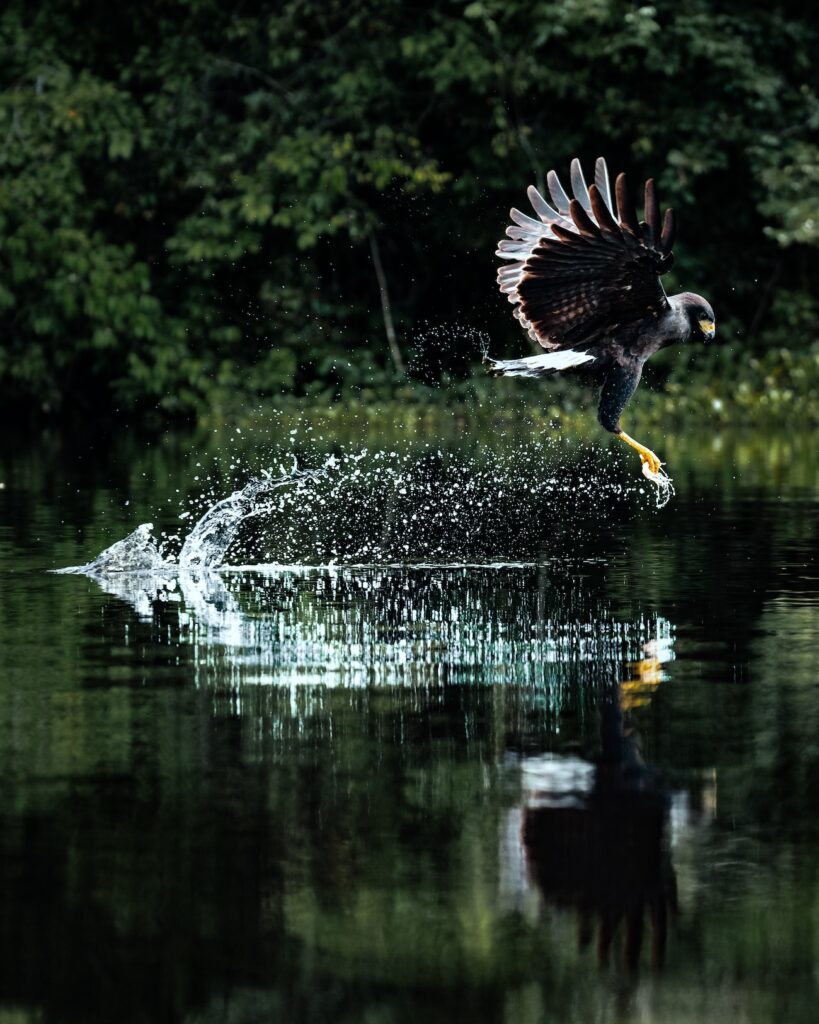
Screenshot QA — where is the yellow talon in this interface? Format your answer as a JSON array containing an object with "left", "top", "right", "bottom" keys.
[{"left": 617, "top": 430, "right": 662, "bottom": 474}]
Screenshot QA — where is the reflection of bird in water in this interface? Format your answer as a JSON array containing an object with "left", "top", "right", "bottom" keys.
[
  {"left": 521, "top": 688, "right": 677, "bottom": 972},
  {"left": 487, "top": 157, "right": 716, "bottom": 478},
  {"left": 620, "top": 653, "right": 665, "bottom": 711}
]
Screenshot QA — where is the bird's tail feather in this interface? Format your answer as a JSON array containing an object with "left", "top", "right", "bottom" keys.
[{"left": 484, "top": 349, "right": 595, "bottom": 379}]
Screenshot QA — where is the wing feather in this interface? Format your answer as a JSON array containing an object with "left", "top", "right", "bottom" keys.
[
  {"left": 547, "top": 170, "right": 572, "bottom": 215},
  {"left": 644, "top": 178, "right": 660, "bottom": 249},
  {"left": 509, "top": 207, "right": 545, "bottom": 231},
  {"left": 526, "top": 186, "right": 565, "bottom": 225},
  {"left": 570, "top": 158, "right": 593, "bottom": 215},
  {"left": 615, "top": 173, "right": 640, "bottom": 238},
  {"left": 594, "top": 157, "right": 615, "bottom": 215},
  {"left": 569, "top": 197, "right": 600, "bottom": 238},
  {"left": 496, "top": 158, "right": 677, "bottom": 352},
  {"left": 589, "top": 183, "right": 620, "bottom": 236},
  {"left": 660, "top": 208, "right": 676, "bottom": 254}
]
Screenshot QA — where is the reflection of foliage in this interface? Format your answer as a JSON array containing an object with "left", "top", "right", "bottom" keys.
[{"left": 0, "top": 0, "right": 817, "bottom": 418}]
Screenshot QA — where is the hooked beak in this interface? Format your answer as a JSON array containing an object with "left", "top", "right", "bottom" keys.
[{"left": 699, "top": 319, "right": 716, "bottom": 341}]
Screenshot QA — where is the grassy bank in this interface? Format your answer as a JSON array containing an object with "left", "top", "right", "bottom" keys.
[{"left": 218, "top": 345, "right": 819, "bottom": 436}]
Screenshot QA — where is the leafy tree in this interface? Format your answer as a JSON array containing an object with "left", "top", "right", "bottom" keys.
[{"left": 0, "top": 0, "right": 816, "bottom": 419}]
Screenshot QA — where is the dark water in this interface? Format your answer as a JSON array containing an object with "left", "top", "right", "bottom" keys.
[{"left": 1, "top": 423, "right": 818, "bottom": 1023}]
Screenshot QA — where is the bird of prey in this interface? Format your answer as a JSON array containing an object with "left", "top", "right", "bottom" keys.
[{"left": 487, "top": 157, "right": 715, "bottom": 477}]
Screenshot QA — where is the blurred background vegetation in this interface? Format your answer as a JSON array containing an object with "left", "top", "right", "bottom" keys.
[{"left": 0, "top": 0, "right": 817, "bottom": 424}]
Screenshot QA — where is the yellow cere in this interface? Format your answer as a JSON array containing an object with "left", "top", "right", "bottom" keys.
[{"left": 699, "top": 319, "right": 716, "bottom": 334}]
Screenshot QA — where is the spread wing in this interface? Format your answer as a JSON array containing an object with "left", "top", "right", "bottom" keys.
[{"left": 496, "top": 158, "right": 676, "bottom": 351}]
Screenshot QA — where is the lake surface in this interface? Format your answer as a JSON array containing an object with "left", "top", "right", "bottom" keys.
[{"left": 1, "top": 419, "right": 818, "bottom": 1023}]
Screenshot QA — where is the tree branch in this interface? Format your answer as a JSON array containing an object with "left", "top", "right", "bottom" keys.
[{"left": 368, "top": 230, "right": 405, "bottom": 377}]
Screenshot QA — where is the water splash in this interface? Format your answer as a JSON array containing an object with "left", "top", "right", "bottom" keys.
[
  {"left": 69, "top": 522, "right": 170, "bottom": 575},
  {"left": 178, "top": 464, "right": 323, "bottom": 569},
  {"left": 54, "top": 438, "right": 676, "bottom": 688},
  {"left": 57, "top": 431, "right": 668, "bottom": 578},
  {"left": 642, "top": 461, "right": 676, "bottom": 508},
  {"left": 57, "top": 464, "right": 324, "bottom": 574},
  {"left": 208, "top": 438, "right": 653, "bottom": 566}
]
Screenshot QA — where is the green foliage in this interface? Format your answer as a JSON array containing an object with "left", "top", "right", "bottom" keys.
[
  {"left": 758, "top": 141, "right": 819, "bottom": 247},
  {"left": 0, "top": 0, "right": 817, "bottom": 419}
]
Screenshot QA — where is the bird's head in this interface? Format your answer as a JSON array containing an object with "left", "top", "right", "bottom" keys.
[{"left": 681, "top": 293, "right": 716, "bottom": 342}]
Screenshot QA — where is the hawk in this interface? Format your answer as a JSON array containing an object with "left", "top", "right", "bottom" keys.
[{"left": 488, "top": 157, "right": 715, "bottom": 476}]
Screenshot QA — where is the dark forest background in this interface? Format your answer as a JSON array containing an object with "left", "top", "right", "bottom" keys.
[{"left": 0, "top": 0, "right": 816, "bottom": 421}]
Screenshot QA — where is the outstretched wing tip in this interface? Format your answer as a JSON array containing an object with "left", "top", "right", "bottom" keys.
[
  {"left": 660, "top": 206, "right": 676, "bottom": 254},
  {"left": 546, "top": 168, "right": 571, "bottom": 215}
]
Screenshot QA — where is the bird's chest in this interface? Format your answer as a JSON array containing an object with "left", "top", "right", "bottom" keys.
[{"left": 613, "top": 316, "right": 681, "bottom": 362}]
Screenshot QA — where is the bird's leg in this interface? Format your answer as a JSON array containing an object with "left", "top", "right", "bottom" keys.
[
  {"left": 598, "top": 365, "right": 661, "bottom": 472},
  {"left": 616, "top": 430, "right": 663, "bottom": 475}
]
